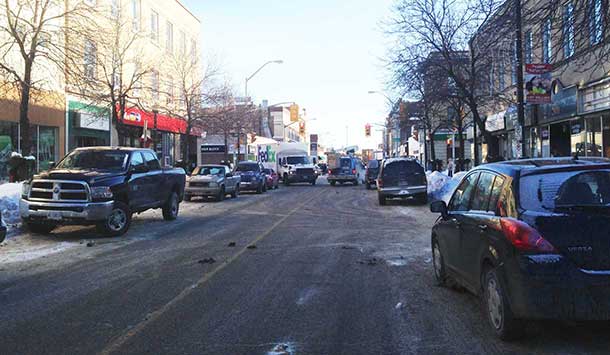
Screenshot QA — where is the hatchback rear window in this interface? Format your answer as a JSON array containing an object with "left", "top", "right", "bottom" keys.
[
  {"left": 520, "top": 170, "right": 610, "bottom": 211},
  {"left": 340, "top": 158, "right": 352, "bottom": 168},
  {"left": 383, "top": 160, "right": 423, "bottom": 177},
  {"left": 368, "top": 160, "right": 379, "bottom": 169}
]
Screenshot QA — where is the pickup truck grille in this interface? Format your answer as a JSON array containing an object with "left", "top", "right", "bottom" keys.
[
  {"left": 29, "top": 180, "right": 90, "bottom": 203},
  {"left": 296, "top": 168, "right": 314, "bottom": 176},
  {"left": 189, "top": 181, "right": 209, "bottom": 188}
]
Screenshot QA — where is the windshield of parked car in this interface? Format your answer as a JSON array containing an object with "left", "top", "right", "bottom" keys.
[
  {"left": 192, "top": 167, "right": 224, "bottom": 176},
  {"left": 286, "top": 156, "right": 309, "bottom": 165},
  {"left": 236, "top": 163, "right": 260, "bottom": 172},
  {"left": 520, "top": 170, "right": 610, "bottom": 211},
  {"left": 56, "top": 150, "right": 128, "bottom": 171},
  {"left": 368, "top": 160, "right": 380, "bottom": 169}
]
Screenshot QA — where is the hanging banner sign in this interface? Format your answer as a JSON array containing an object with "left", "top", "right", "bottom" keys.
[{"left": 525, "top": 64, "right": 552, "bottom": 104}]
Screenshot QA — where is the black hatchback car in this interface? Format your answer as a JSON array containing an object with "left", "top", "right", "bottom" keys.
[
  {"left": 430, "top": 158, "right": 610, "bottom": 340},
  {"left": 377, "top": 158, "right": 427, "bottom": 205}
]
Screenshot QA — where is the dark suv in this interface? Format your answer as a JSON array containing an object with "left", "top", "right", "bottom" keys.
[
  {"left": 430, "top": 158, "right": 610, "bottom": 340},
  {"left": 235, "top": 161, "right": 267, "bottom": 194},
  {"left": 377, "top": 158, "right": 427, "bottom": 205},
  {"left": 365, "top": 159, "right": 381, "bottom": 190}
]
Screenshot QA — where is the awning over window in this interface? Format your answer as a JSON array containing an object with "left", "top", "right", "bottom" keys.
[{"left": 119, "top": 106, "right": 196, "bottom": 135}]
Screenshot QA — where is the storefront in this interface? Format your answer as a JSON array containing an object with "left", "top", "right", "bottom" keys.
[
  {"left": 537, "top": 85, "right": 579, "bottom": 158},
  {"left": 579, "top": 80, "right": 610, "bottom": 157},
  {"left": 119, "top": 107, "right": 191, "bottom": 166},
  {"left": 67, "top": 100, "right": 110, "bottom": 151},
  {"left": 0, "top": 96, "right": 64, "bottom": 180}
]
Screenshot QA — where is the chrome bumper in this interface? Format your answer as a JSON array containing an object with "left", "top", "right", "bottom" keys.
[
  {"left": 378, "top": 185, "right": 427, "bottom": 196},
  {"left": 185, "top": 186, "right": 220, "bottom": 196},
  {"left": 20, "top": 199, "right": 114, "bottom": 221}
]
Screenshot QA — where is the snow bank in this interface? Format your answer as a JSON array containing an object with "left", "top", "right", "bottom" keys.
[
  {"left": 0, "top": 182, "right": 22, "bottom": 226},
  {"left": 427, "top": 171, "right": 468, "bottom": 203}
]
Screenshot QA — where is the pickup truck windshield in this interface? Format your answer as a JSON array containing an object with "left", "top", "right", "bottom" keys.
[
  {"left": 193, "top": 167, "right": 224, "bottom": 176},
  {"left": 56, "top": 150, "right": 129, "bottom": 170},
  {"left": 236, "top": 163, "right": 259, "bottom": 172},
  {"left": 287, "top": 156, "right": 309, "bottom": 165}
]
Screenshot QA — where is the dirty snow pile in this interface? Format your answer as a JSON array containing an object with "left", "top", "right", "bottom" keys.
[
  {"left": 427, "top": 171, "right": 468, "bottom": 202},
  {"left": 0, "top": 182, "right": 22, "bottom": 226}
]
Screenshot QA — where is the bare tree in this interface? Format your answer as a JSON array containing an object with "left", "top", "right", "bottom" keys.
[
  {"left": 0, "top": 0, "right": 94, "bottom": 155},
  {"left": 66, "top": 2, "right": 155, "bottom": 146},
  {"left": 386, "top": 0, "right": 515, "bottom": 159}
]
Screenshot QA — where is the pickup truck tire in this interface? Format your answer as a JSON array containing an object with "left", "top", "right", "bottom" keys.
[
  {"left": 330, "top": 181, "right": 336, "bottom": 186},
  {"left": 184, "top": 194, "right": 192, "bottom": 202},
  {"left": 378, "top": 194, "right": 387, "bottom": 206},
  {"left": 231, "top": 186, "right": 240, "bottom": 198},
  {"left": 163, "top": 192, "right": 180, "bottom": 220},
  {"left": 216, "top": 187, "right": 225, "bottom": 202},
  {"left": 284, "top": 175, "right": 290, "bottom": 186},
  {"left": 353, "top": 179, "right": 359, "bottom": 186},
  {"left": 97, "top": 202, "right": 131, "bottom": 236},
  {"left": 256, "top": 183, "right": 263, "bottom": 194},
  {"left": 26, "top": 222, "right": 56, "bottom": 234},
  {"left": 311, "top": 180, "right": 316, "bottom": 186}
]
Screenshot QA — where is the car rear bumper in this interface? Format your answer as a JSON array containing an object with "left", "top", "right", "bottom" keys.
[
  {"left": 378, "top": 186, "right": 427, "bottom": 197},
  {"left": 239, "top": 181, "right": 260, "bottom": 190},
  {"left": 286, "top": 174, "right": 316, "bottom": 182},
  {"left": 327, "top": 174, "right": 356, "bottom": 181},
  {"left": 20, "top": 199, "right": 114, "bottom": 222},
  {"left": 504, "top": 255, "right": 610, "bottom": 320},
  {"left": 185, "top": 186, "right": 221, "bottom": 196}
]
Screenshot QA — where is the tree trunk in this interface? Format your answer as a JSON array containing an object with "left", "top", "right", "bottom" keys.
[
  {"left": 19, "top": 62, "right": 33, "bottom": 155},
  {"left": 429, "top": 130, "right": 436, "bottom": 162},
  {"left": 223, "top": 132, "right": 229, "bottom": 162}
]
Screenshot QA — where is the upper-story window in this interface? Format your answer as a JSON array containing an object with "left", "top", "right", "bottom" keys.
[
  {"left": 524, "top": 30, "right": 533, "bottom": 63},
  {"left": 151, "top": 70, "right": 159, "bottom": 101},
  {"left": 180, "top": 30, "right": 186, "bottom": 54},
  {"left": 563, "top": 2, "right": 575, "bottom": 58},
  {"left": 110, "top": 0, "right": 119, "bottom": 19},
  {"left": 150, "top": 11, "right": 159, "bottom": 42},
  {"left": 166, "top": 21, "right": 174, "bottom": 53},
  {"left": 84, "top": 39, "right": 97, "bottom": 80},
  {"left": 589, "top": 0, "right": 604, "bottom": 45},
  {"left": 131, "top": 0, "right": 140, "bottom": 31},
  {"left": 542, "top": 18, "right": 552, "bottom": 63}
]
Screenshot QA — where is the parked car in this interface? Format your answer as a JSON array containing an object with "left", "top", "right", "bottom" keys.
[
  {"left": 263, "top": 168, "right": 280, "bottom": 190},
  {"left": 429, "top": 157, "right": 610, "bottom": 340},
  {"left": 235, "top": 161, "right": 267, "bottom": 194},
  {"left": 377, "top": 158, "right": 427, "bottom": 205},
  {"left": 327, "top": 157, "right": 365, "bottom": 186},
  {"left": 20, "top": 147, "right": 185, "bottom": 236},
  {"left": 185, "top": 165, "right": 240, "bottom": 201},
  {"left": 365, "top": 159, "right": 381, "bottom": 190}
]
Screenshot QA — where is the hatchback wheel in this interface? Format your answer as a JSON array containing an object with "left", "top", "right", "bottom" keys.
[
  {"left": 432, "top": 239, "right": 447, "bottom": 286},
  {"left": 483, "top": 267, "right": 524, "bottom": 340}
]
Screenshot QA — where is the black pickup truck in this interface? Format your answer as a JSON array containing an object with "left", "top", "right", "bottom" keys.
[{"left": 20, "top": 147, "right": 186, "bottom": 236}]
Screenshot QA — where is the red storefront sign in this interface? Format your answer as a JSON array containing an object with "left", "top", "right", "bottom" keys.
[{"left": 119, "top": 106, "right": 196, "bottom": 135}]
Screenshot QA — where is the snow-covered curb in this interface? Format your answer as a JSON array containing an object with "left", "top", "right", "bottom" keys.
[
  {"left": 0, "top": 182, "right": 22, "bottom": 228},
  {"left": 427, "top": 171, "right": 467, "bottom": 203}
]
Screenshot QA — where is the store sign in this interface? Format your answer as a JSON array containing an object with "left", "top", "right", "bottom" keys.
[
  {"left": 541, "top": 86, "right": 577, "bottom": 124},
  {"left": 485, "top": 111, "right": 505, "bottom": 132},
  {"left": 580, "top": 81, "right": 610, "bottom": 114},
  {"left": 525, "top": 64, "right": 552, "bottom": 104},
  {"left": 200, "top": 145, "right": 225, "bottom": 153},
  {"left": 124, "top": 111, "right": 142, "bottom": 123},
  {"left": 76, "top": 111, "right": 109, "bottom": 131}
]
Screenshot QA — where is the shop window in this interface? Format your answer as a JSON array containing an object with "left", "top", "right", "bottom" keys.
[
  {"left": 38, "top": 126, "right": 58, "bottom": 171},
  {"left": 586, "top": 117, "right": 603, "bottom": 157},
  {"left": 0, "top": 122, "right": 19, "bottom": 181},
  {"left": 571, "top": 118, "right": 586, "bottom": 156}
]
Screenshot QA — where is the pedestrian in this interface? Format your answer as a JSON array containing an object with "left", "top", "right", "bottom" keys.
[{"left": 447, "top": 158, "right": 454, "bottom": 177}]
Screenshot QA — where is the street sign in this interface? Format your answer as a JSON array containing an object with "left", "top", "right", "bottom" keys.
[{"left": 200, "top": 145, "right": 225, "bottom": 153}]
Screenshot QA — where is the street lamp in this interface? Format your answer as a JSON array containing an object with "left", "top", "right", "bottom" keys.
[{"left": 244, "top": 60, "right": 283, "bottom": 100}]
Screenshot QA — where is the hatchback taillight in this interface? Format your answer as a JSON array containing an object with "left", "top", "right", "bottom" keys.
[
  {"left": 352, "top": 169, "right": 356, "bottom": 174},
  {"left": 328, "top": 169, "right": 333, "bottom": 175},
  {"left": 500, "top": 218, "right": 557, "bottom": 253}
]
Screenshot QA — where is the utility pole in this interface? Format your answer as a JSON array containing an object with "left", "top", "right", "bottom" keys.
[{"left": 515, "top": 0, "right": 527, "bottom": 158}]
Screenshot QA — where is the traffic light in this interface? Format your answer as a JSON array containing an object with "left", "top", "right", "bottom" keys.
[
  {"left": 299, "top": 121, "right": 305, "bottom": 135},
  {"left": 365, "top": 123, "right": 371, "bottom": 137}
]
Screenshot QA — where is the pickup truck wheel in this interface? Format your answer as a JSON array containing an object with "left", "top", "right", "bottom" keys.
[
  {"left": 256, "top": 183, "right": 263, "bottom": 194},
  {"left": 98, "top": 202, "right": 131, "bottom": 236},
  {"left": 353, "top": 178, "right": 359, "bottom": 186},
  {"left": 311, "top": 180, "right": 316, "bottom": 186},
  {"left": 284, "top": 175, "right": 290, "bottom": 186},
  {"left": 378, "top": 193, "right": 387, "bottom": 206},
  {"left": 330, "top": 181, "right": 336, "bottom": 186},
  {"left": 26, "top": 222, "right": 56, "bottom": 234},
  {"left": 216, "top": 187, "right": 225, "bottom": 201},
  {"left": 184, "top": 194, "right": 192, "bottom": 202},
  {"left": 231, "top": 186, "right": 239, "bottom": 198},
  {"left": 163, "top": 192, "right": 180, "bottom": 220}
]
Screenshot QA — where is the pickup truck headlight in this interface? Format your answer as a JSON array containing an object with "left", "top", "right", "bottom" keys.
[
  {"left": 90, "top": 186, "right": 113, "bottom": 199},
  {"left": 209, "top": 182, "right": 218, "bottom": 188},
  {"left": 22, "top": 182, "right": 31, "bottom": 197}
]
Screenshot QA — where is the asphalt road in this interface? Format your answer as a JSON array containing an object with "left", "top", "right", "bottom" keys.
[{"left": 2, "top": 178, "right": 610, "bottom": 354}]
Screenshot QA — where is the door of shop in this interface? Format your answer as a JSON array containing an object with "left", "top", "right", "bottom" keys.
[{"left": 550, "top": 122, "right": 571, "bottom": 157}]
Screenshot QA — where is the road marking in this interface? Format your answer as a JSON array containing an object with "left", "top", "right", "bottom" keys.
[{"left": 99, "top": 189, "right": 324, "bottom": 355}]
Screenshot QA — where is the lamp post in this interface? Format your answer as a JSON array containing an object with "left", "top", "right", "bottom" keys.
[{"left": 244, "top": 60, "right": 283, "bottom": 100}]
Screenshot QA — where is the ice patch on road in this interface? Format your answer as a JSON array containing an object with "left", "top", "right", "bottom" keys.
[
  {"left": 296, "top": 288, "right": 318, "bottom": 306},
  {"left": 0, "top": 240, "right": 77, "bottom": 264},
  {"left": 268, "top": 342, "right": 295, "bottom": 355},
  {"left": 386, "top": 257, "right": 408, "bottom": 266}
]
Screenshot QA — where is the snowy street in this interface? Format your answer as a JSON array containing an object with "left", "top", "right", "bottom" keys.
[{"left": 1, "top": 179, "right": 609, "bottom": 354}]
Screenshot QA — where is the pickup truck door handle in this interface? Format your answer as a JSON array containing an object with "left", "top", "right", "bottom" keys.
[{"left": 478, "top": 224, "right": 488, "bottom": 231}]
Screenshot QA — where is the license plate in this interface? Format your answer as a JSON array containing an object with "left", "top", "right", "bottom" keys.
[
  {"left": 48, "top": 211, "right": 63, "bottom": 220},
  {"left": 399, "top": 190, "right": 409, "bottom": 195}
]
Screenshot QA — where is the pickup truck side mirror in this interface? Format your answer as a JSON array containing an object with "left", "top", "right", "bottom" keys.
[
  {"left": 226, "top": 172, "right": 233, "bottom": 177},
  {"left": 48, "top": 161, "right": 56, "bottom": 169},
  {"left": 130, "top": 164, "right": 149, "bottom": 174}
]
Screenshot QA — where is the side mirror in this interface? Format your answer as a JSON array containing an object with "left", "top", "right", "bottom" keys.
[
  {"left": 430, "top": 200, "right": 448, "bottom": 218},
  {"left": 226, "top": 172, "right": 233, "bottom": 177},
  {"left": 48, "top": 161, "right": 56, "bottom": 169},
  {"left": 130, "top": 164, "right": 149, "bottom": 174}
]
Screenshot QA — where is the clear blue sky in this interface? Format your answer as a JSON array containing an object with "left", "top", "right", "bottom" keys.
[{"left": 181, "top": 0, "right": 395, "bottom": 150}]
